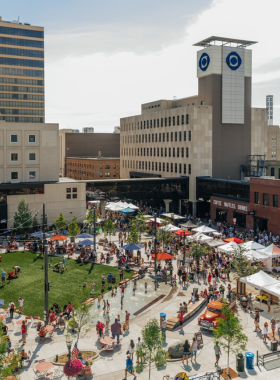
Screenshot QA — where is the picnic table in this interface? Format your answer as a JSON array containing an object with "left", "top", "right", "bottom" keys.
[
  {"left": 100, "top": 336, "right": 114, "bottom": 348},
  {"left": 45, "top": 325, "right": 54, "bottom": 332},
  {"left": 36, "top": 361, "right": 53, "bottom": 372}
]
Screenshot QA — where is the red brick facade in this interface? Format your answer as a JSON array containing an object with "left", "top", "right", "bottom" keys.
[{"left": 66, "top": 157, "right": 120, "bottom": 180}]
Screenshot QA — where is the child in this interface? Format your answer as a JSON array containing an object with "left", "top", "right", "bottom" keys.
[
  {"left": 133, "top": 284, "right": 136, "bottom": 295},
  {"left": 97, "top": 293, "right": 101, "bottom": 308},
  {"left": 115, "top": 283, "right": 118, "bottom": 292},
  {"left": 101, "top": 284, "right": 105, "bottom": 298},
  {"left": 111, "top": 289, "right": 116, "bottom": 297},
  {"left": 103, "top": 300, "right": 106, "bottom": 314},
  {"left": 106, "top": 300, "right": 110, "bottom": 310},
  {"left": 123, "top": 321, "right": 127, "bottom": 333},
  {"left": 121, "top": 285, "right": 125, "bottom": 294},
  {"left": 144, "top": 282, "right": 147, "bottom": 292}
]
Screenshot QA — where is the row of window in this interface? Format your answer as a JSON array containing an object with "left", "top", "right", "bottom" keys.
[
  {"left": 0, "top": 93, "right": 44, "bottom": 100},
  {"left": 0, "top": 47, "right": 44, "bottom": 58},
  {"left": 0, "top": 101, "right": 44, "bottom": 108},
  {"left": 0, "top": 108, "right": 44, "bottom": 115},
  {"left": 0, "top": 36, "right": 44, "bottom": 48},
  {"left": 0, "top": 77, "right": 44, "bottom": 86},
  {"left": 122, "top": 160, "right": 191, "bottom": 174},
  {"left": 68, "top": 170, "right": 117, "bottom": 178},
  {"left": 123, "top": 131, "right": 192, "bottom": 145},
  {"left": 255, "top": 192, "right": 278, "bottom": 207},
  {"left": 0, "top": 26, "right": 44, "bottom": 39},
  {"left": 0, "top": 85, "right": 44, "bottom": 93},
  {"left": 10, "top": 134, "right": 36, "bottom": 143},
  {"left": 121, "top": 114, "right": 189, "bottom": 131},
  {"left": 68, "top": 162, "right": 117, "bottom": 169},
  {"left": 0, "top": 67, "right": 44, "bottom": 77},
  {"left": 10, "top": 152, "right": 36, "bottom": 161},
  {"left": 11, "top": 171, "right": 36, "bottom": 180},
  {"left": 0, "top": 57, "right": 44, "bottom": 68},
  {"left": 66, "top": 193, "right": 78, "bottom": 199},
  {"left": 0, "top": 116, "right": 44, "bottom": 122},
  {"left": 122, "top": 146, "right": 190, "bottom": 158}
]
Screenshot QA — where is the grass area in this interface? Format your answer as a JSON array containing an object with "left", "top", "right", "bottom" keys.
[{"left": 0, "top": 251, "right": 134, "bottom": 319}]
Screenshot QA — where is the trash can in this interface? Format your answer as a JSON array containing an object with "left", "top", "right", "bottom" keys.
[
  {"left": 160, "top": 313, "right": 166, "bottom": 327},
  {"left": 236, "top": 354, "right": 244, "bottom": 372},
  {"left": 245, "top": 352, "right": 254, "bottom": 370},
  {"left": 271, "top": 340, "right": 278, "bottom": 352}
]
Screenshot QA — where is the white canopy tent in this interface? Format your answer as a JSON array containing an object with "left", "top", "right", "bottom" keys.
[
  {"left": 240, "top": 270, "right": 279, "bottom": 290},
  {"left": 187, "top": 233, "right": 213, "bottom": 242},
  {"left": 206, "top": 239, "right": 225, "bottom": 247},
  {"left": 213, "top": 231, "right": 223, "bottom": 236},
  {"left": 159, "top": 224, "right": 181, "bottom": 232},
  {"left": 262, "top": 283, "right": 280, "bottom": 298},
  {"left": 148, "top": 218, "right": 164, "bottom": 224},
  {"left": 193, "top": 225, "right": 217, "bottom": 234},
  {"left": 243, "top": 249, "right": 270, "bottom": 262},
  {"left": 127, "top": 203, "right": 139, "bottom": 210},
  {"left": 218, "top": 241, "right": 240, "bottom": 253},
  {"left": 240, "top": 241, "right": 265, "bottom": 251},
  {"left": 255, "top": 244, "right": 280, "bottom": 271}
]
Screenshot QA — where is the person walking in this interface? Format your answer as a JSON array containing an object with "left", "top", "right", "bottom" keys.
[
  {"left": 190, "top": 337, "right": 198, "bottom": 363},
  {"left": 214, "top": 342, "right": 221, "bottom": 366},
  {"left": 124, "top": 354, "right": 137, "bottom": 380},
  {"left": 179, "top": 339, "right": 191, "bottom": 365},
  {"left": 178, "top": 311, "right": 184, "bottom": 334},
  {"left": 119, "top": 268, "right": 124, "bottom": 282},
  {"left": 8, "top": 300, "right": 15, "bottom": 319},
  {"left": 263, "top": 322, "right": 268, "bottom": 343},
  {"left": 111, "top": 318, "right": 122, "bottom": 344},
  {"left": 1, "top": 269, "right": 6, "bottom": 286},
  {"left": 21, "top": 320, "right": 27, "bottom": 345},
  {"left": 105, "top": 310, "right": 110, "bottom": 330},
  {"left": 254, "top": 310, "right": 261, "bottom": 332},
  {"left": 18, "top": 297, "right": 24, "bottom": 314},
  {"left": 127, "top": 339, "right": 135, "bottom": 361},
  {"left": 96, "top": 319, "right": 104, "bottom": 339},
  {"left": 271, "top": 317, "right": 276, "bottom": 339},
  {"left": 125, "top": 310, "right": 130, "bottom": 330}
]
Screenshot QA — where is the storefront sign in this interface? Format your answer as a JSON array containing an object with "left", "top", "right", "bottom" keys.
[
  {"left": 248, "top": 211, "right": 255, "bottom": 216},
  {"left": 212, "top": 199, "right": 248, "bottom": 212}
]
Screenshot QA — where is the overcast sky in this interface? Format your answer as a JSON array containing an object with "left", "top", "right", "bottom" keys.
[{"left": 1, "top": 0, "right": 279, "bottom": 131}]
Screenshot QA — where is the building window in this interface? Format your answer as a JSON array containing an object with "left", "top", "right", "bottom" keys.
[
  {"left": 170, "top": 163, "right": 173, "bottom": 172},
  {"left": 113, "top": 164, "right": 116, "bottom": 169},
  {"left": 166, "top": 132, "right": 168, "bottom": 142},
  {"left": 100, "top": 173, "right": 103, "bottom": 177},
  {"left": 179, "top": 131, "right": 182, "bottom": 141},
  {"left": 159, "top": 133, "right": 161, "bottom": 142},
  {"left": 162, "top": 133, "right": 165, "bottom": 142},
  {"left": 26, "top": 170, "right": 36, "bottom": 180},
  {"left": 152, "top": 134, "right": 154, "bottom": 143},
  {"left": 165, "top": 148, "right": 167, "bottom": 157},
  {"left": 29, "top": 134, "right": 35, "bottom": 143},
  {"left": 177, "top": 147, "right": 179, "bottom": 157},
  {"left": 11, "top": 153, "right": 18, "bottom": 161},
  {"left": 113, "top": 172, "right": 116, "bottom": 177},
  {"left": 105, "top": 172, "right": 110, "bottom": 177},
  {"left": 184, "top": 131, "right": 186, "bottom": 141},
  {"left": 169, "top": 117, "right": 171, "bottom": 126},
  {"left": 182, "top": 115, "right": 184, "bottom": 125},
  {"left": 66, "top": 194, "right": 71, "bottom": 199},
  {"left": 165, "top": 117, "right": 167, "bottom": 127},
  {"left": 100, "top": 165, "right": 103, "bottom": 169},
  {"left": 173, "top": 148, "right": 175, "bottom": 157},
  {"left": 175, "top": 132, "right": 177, "bottom": 142},
  {"left": 171, "top": 132, "right": 173, "bottom": 142},
  {"left": 189, "top": 131, "right": 191, "bottom": 141},
  {"left": 163, "top": 163, "right": 165, "bottom": 171},
  {"left": 254, "top": 192, "right": 259, "bottom": 204},
  {"left": 186, "top": 114, "right": 189, "bottom": 124},
  {"left": 263, "top": 193, "right": 269, "bottom": 206},
  {"left": 148, "top": 162, "right": 150, "bottom": 170},
  {"left": 161, "top": 148, "right": 163, "bottom": 157},
  {"left": 72, "top": 188, "right": 77, "bottom": 192},
  {"left": 28, "top": 152, "right": 35, "bottom": 160},
  {"left": 145, "top": 161, "right": 147, "bottom": 170},
  {"left": 201, "top": 101, "right": 205, "bottom": 105},
  {"left": 152, "top": 162, "right": 154, "bottom": 170},
  {"left": 175, "top": 163, "right": 177, "bottom": 173},
  {"left": 159, "top": 162, "right": 161, "bottom": 171},
  {"left": 188, "top": 164, "right": 191, "bottom": 174},
  {"left": 177, "top": 115, "right": 180, "bottom": 126},
  {"left": 179, "top": 163, "right": 182, "bottom": 173},
  {"left": 169, "top": 148, "right": 171, "bottom": 157},
  {"left": 184, "top": 164, "right": 186, "bottom": 174},
  {"left": 172, "top": 116, "right": 175, "bottom": 126},
  {"left": 273, "top": 195, "right": 278, "bottom": 208},
  {"left": 186, "top": 147, "right": 189, "bottom": 157},
  {"left": 271, "top": 167, "right": 275, "bottom": 176},
  {"left": 161, "top": 118, "right": 163, "bottom": 127},
  {"left": 72, "top": 193, "right": 77, "bottom": 199},
  {"left": 66, "top": 188, "right": 71, "bottom": 193},
  {"left": 157, "top": 119, "right": 159, "bottom": 127},
  {"left": 11, "top": 134, "right": 18, "bottom": 143},
  {"left": 166, "top": 163, "right": 169, "bottom": 172},
  {"left": 11, "top": 171, "right": 18, "bottom": 180},
  {"left": 181, "top": 147, "right": 184, "bottom": 157}
]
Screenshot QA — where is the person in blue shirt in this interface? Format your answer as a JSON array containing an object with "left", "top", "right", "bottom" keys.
[
  {"left": 108, "top": 273, "right": 113, "bottom": 285},
  {"left": 1, "top": 269, "right": 6, "bottom": 286},
  {"left": 124, "top": 354, "right": 136, "bottom": 380}
]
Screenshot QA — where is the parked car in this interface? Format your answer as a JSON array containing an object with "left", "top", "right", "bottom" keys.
[{"left": 198, "top": 301, "right": 224, "bottom": 330}]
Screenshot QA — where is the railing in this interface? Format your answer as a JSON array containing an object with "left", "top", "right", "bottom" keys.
[{"left": 162, "top": 372, "right": 221, "bottom": 380}]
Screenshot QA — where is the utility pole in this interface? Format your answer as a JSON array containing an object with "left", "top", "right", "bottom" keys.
[
  {"left": 43, "top": 203, "right": 49, "bottom": 325},
  {"left": 93, "top": 205, "right": 96, "bottom": 251},
  {"left": 154, "top": 212, "right": 157, "bottom": 279}
]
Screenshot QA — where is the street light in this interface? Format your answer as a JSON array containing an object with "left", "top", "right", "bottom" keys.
[
  {"left": 93, "top": 205, "right": 96, "bottom": 251},
  {"left": 154, "top": 212, "right": 157, "bottom": 280},
  {"left": 65, "top": 334, "right": 73, "bottom": 360}
]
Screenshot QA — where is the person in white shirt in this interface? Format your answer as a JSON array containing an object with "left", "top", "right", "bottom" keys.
[
  {"left": 8, "top": 300, "right": 15, "bottom": 319},
  {"left": 18, "top": 297, "right": 24, "bottom": 313},
  {"left": 263, "top": 322, "right": 268, "bottom": 344}
]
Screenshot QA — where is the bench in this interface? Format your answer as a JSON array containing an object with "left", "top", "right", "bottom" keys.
[
  {"left": 82, "top": 298, "right": 95, "bottom": 305},
  {"left": 257, "top": 350, "right": 280, "bottom": 367},
  {"left": 132, "top": 274, "right": 140, "bottom": 279}
]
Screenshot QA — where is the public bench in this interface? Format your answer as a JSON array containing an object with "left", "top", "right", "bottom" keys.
[
  {"left": 82, "top": 298, "right": 95, "bottom": 305},
  {"left": 257, "top": 350, "right": 280, "bottom": 367}
]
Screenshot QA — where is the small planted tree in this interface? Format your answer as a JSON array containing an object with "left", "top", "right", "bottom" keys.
[
  {"left": 139, "top": 318, "right": 166, "bottom": 380},
  {"left": 85, "top": 207, "right": 96, "bottom": 234},
  {"left": 68, "top": 288, "right": 92, "bottom": 350},
  {"left": 189, "top": 241, "right": 208, "bottom": 258},
  {"left": 104, "top": 219, "right": 115, "bottom": 242},
  {"left": 213, "top": 304, "right": 248, "bottom": 375},
  {"left": 55, "top": 213, "right": 67, "bottom": 231},
  {"left": 0, "top": 321, "right": 21, "bottom": 377},
  {"left": 67, "top": 216, "right": 81, "bottom": 241},
  {"left": 126, "top": 225, "right": 139, "bottom": 244},
  {"left": 132, "top": 212, "right": 147, "bottom": 241},
  {"left": 156, "top": 219, "right": 173, "bottom": 248},
  {"left": 13, "top": 197, "right": 32, "bottom": 231}
]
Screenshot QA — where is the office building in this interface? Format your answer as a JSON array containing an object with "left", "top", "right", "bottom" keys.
[
  {"left": 266, "top": 95, "right": 273, "bottom": 126},
  {"left": 0, "top": 122, "right": 59, "bottom": 183},
  {"left": 83, "top": 127, "right": 94, "bottom": 133},
  {"left": 59, "top": 130, "right": 120, "bottom": 177},
  {"left": 120, "top": 36, "right": 269, "bottom": 210},
  {"left": 66, "top": 156, "right": 120, "bottom": 180},
  {"left": 0, "top": 16, "right": 44, "bottom": 123}
]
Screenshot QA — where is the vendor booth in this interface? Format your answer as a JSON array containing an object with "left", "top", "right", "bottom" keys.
[{"left": 255, "top": 244, "right": 280, "bottom": 272}]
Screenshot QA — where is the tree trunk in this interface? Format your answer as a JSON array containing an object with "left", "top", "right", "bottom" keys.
[{"left": 227, "top": 349, "right": 230, "bottom": 374}]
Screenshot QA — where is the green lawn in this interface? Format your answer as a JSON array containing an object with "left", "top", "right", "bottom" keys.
[{"left": 0, "top": 251, "right": 133, "bottom": 318}]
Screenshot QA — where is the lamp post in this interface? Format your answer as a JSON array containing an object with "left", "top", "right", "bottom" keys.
[
  {"left": 43, "top": 203, "right": 49, "bottom": 325},
  {"left": 93, "top": 205, "right": 96, "bottom": 251},
  {"left": 154, "top": 212, "right": 157, "bottom": 280},
  {"left": 66, "top": 334, "right": 73, "bottom": 360}
]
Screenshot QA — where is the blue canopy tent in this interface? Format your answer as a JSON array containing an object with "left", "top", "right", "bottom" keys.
[
  {"left": 119, "top": 207, "right": 136, "bottom": 214},
  {"left": 76, "top": 233, "right": 93, "bottom": 239},
  {"left": 77, "top": 239, "right": 93, "bottom": 246},
  {"left": 122, "top": 243, "right": 144, "bottom": 251},
  {"left": 30, "top": 231, "right": 51, "bottom": 239}
]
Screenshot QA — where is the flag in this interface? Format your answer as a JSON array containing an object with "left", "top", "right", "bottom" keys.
[{"left": 72, "top": 342, "right": 78, "bottom": 358}]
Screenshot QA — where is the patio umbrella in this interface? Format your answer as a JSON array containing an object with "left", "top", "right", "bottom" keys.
[
  {"left": 151, "top": 252, "right": 175, "bottom": 260},
  {"left": 192, "top": 225, "right": 217, "bottom": 233},
  {"left": 159, "top": 224, "right": 180, "bottom": 232},
  {"left": 119, "top": 207, "right": 136, "bottom": 214},
  {"left": 127, "top": 203, "right": 139, "bottom": 210},
  {"left": 174, "top": 230, "right": 193, "bottom": 236},
  {"left": 76, "top": 233, "right": 93, "bottom": 239},
  {"left": 122, "top": 243, "right": 143, "bottom": 251},
  {"left": 77, "top": 239, "right": 93, "bottom": 246},
  {"left": 180, "top": 221, "right": 197, "bottom": 229},
  {"left": 30, "top": 231, "right": 51, "bottom": 239},
  {"left": 223, "top": 237, "right": 244, "bottom": 244},
  {"left": 50, "top": 235, "right": 68, "bottom": 241}
]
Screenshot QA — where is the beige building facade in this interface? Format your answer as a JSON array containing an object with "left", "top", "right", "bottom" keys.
[
  {"left": 7, "top": 181, "right": 86, "bottom": 228},
  {"left": 0, "top": 122, "right": 59, "bottom": 183}
]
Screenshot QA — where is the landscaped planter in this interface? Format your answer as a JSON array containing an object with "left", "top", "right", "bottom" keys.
[{"left": 52, "top": 351, "right": 99, "bottom": 366}]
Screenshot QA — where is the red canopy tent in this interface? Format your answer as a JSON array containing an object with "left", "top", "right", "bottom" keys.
[
  {"left": 151, "top": 252, "right": 175, "bottom": 260},
  {"left": 174, "top": 230, "right": 193, "bottom": 236},
  {"left": 223, "top": 237, "right": 244, "bottom": 244}
]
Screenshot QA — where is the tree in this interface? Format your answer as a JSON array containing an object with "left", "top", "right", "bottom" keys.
[
  {"left": 126, "top": 225, "right": 139, "bottom": 244},
  {"left": 85, "top": 207, "right": 96, "bottom": 233},
  {"left": 0, "top": 321, "right": 20, "bottom": 377},
  {"left": 13, "top": 197, "right": 32, "bottom": 231},
  {"left": 104, "top": 219, "right": 116, "bottom": 242},
  {"left": 68, "top": 288, "right": 92, "bottom": 350},
  {"left": 32, "top": 215, "right": 39, "bottom": 229},
  {"left": 213, "top": 304, "right": 248, "bottom": 375},
  {"left": 139, "top": 318, "right": 166, "bottom": 380},
  {"left": 156, "top": 219, "right": 173, "bottom": 247},
  {"left": 231, "top": 248, "right": 262, "bottom": 279},
  {"left": 55, "top": 213, "right": 67, "bottom": 231},
  {"left": 67, "top": 216, "right": 81, "bottom": 239},
  {"left": 189, "top": 241, "right": 208, "bottom": 258},
  {"left": 131, "top": 212, "right": 147, "bottom": 241}
]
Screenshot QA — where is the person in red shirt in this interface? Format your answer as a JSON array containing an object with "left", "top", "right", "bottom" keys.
[
  {"left": 178, "top": 311, "right": 184, "bottom": 333},
  {"left": 21, "top": 320, "right": 27, "bottom": 344},
  {"left": 207, "top": 273, "right": 212, "bottom": 286},
  {"left": 96, "top": 319, "right": 104, "bottom": 339},
  {"left": 121, "top": 285, "right": 125, "bottom": 294}
]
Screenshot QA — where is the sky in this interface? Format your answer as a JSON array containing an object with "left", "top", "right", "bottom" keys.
[{"left": 1, "top": 0, "right": 279, "bottom": 131}]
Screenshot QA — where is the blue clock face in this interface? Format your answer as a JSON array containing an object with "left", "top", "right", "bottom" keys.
[
  {"left": 199, "top": 52, "right": 210, "bottom": 71},
  {"left": 226, "top": 52, "right": 242, "bottom": 70}
]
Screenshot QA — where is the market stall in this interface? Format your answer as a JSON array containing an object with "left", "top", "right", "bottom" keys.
[{"left": 255, "top": 244, "right": 280, "bottom": 272}]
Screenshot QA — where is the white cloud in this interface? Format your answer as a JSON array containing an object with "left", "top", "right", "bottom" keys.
[{"left": 45, "top": 0, "right": 279, "bottom": 131}]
